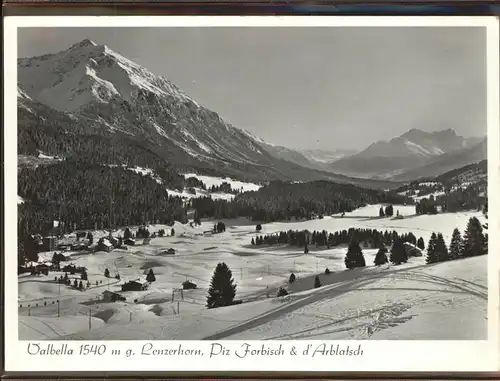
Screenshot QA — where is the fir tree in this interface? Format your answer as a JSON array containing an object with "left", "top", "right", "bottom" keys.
[
  {"left": 435, "top": 233, "right": 449, "bottom": 262},
  {"left": 206, "top": 262, "right": 237, "bottom": 308},
  {"left": 449, "top": 228, "right": 463, "bottom": 260},
  {"left": 426, "top": 233, "right": 438, "bottom": 264},
  {"left": 171, "top": 228, "right": 175, "bottom": 237},
  {"left": 289, "top": 273, "right": 296, "bottom": 283},
  {"left": 251, "top": 237, "right": 255, "bottom": 245},
  {"left": 146, "top": 269, "right": 156, "bottom": 282},
  {"left": 417, "top": 237, "right": 425, "bottom": 250},
  {"left": 390, "top": 236, "right": 408, "bottom": 265},
  {"left": 314, "top": 275, "right": 322, "bottom": 288},
  {"left": 379, "top": 207, "right": 385, "bottom": 217},
  {"left": 123, "top": 228, "right": 132, "bottom": 240},
  {"left": 462, "top": 217, "right": 486, "bottom": 257},
  {"left": 374, "top": 245, "right": 388, "bottom": 266},
  {"left": 87, "top": 232, "right": 93, "bottom": 245},
  {"left": 344, "top": 235, "right": 366, "bottom": 269},
  {"left": 104, "top": 268, "right": 110, "bottom": 278}
]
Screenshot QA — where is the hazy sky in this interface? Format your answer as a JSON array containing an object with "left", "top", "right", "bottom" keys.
[{"left": 18, "top": 27, "right": 486, "bottom": 150}]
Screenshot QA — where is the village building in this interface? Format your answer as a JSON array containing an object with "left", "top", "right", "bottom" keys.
[
  {"left": 96, "top": 238, "right": 113, "bottom": 252},
  {"left": 101, "top": 290, "right": 126, "bottom": 302},
  {"left": 124, "top": 238, "right": 135, "bottom": 246},
  {"left": 121, "top": 280, "right": 149, "bottom": 292},
  {"left": 42, "top": 236, "right": 58, "bottom": 251}
]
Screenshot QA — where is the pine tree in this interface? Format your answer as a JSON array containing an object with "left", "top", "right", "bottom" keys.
[
  {"left": 435, "top": 233, "right": 449, "bottom": 262},
  {"left": 104, "top": 268, "right": 110, "bottom": 278},
  {"left": 390, "top": 236, "right": 408, "bottom": 265},
  {"left": 171, "top": 228, "right": 175, "bottom": 237},
  {"left": 463, "top": 217, "right": 486, "bottom": 257},
  {"left": 344, "top": 235, "right": 366, "bottom": 269},
  {"left": 124, "top": 228, "right": 132, "bottom": 240},
  {"left": 426, "top": 233, "right": 438, "bottom": 264},
  {"left": 146, "top": 269, "right": 156, "bottom": 282},
  {"left": 374, "top": 245, "right": 388, "bottom": 266},
  {"left": 314, "top": 275, "right": 322, "bottom": 288},
  {"left": 206, "top": 262, "right": 237, "bottom": 308},
  {"left": 417, "top": 237, "right": 425, "bottom": 250},
  {"left": 289, "top": 273, "right": 296, "bottom": 283},
  {"left": 379, "top": 207, "right": 385, "bottom": 217},
  {"left": 251, "top": 237, "right": 255, "bottom": 245},
  {"left": 87, "top": 232, "right": 94, "bottom": 245},
  {"left": 449, "top": 228, "right": 463, "bottom": 260}
]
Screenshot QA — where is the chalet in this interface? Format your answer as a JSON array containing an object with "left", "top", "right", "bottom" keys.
[
  {"left": 101, "top": 290, "right": 126, "bottom": 302},
  {"left": 107, "top": 234, "right": 118, "bottom": 247},
  {"left": 121, "top": 280, "right": 149, "bottom": 292},
  {"left": 159, "top": 248, "right": 176, "bottom": 255},
  {"left": 403, "top": 242, "right": 423, "bottom": 257},
  {"left": 124, "top": 238, "right": 136, "bottom": 246},
  {"left": 71, "top": 242, "right": 88, "bottom": 251},
  {"left": 43, "top": 236, "right": 58, "bottom": 251},
  {"left": 96, "top": 238, "right": 113, "bottom": 252}
]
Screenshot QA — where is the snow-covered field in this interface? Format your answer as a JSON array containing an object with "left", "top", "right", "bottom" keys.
[{"left": 18, "top": 205, "right": 487, "bottom": 340}]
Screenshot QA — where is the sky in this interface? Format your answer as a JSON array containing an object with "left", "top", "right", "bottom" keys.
[{"left": 18, "top": 27, "right": 487, "bottom": 150}]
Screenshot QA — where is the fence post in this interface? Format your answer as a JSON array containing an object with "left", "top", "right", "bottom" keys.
[
  {"left": 129, "top": 311, "right": 132, "bottom": 322},
  {"left": 57, "top": 300, "right": 60, "bottom": 318},
  {"left": 89, "top": 309, "right": 92, "bottom": 331},
  {"left": 177, "top": 301, "right": 180, "bottom": 314}
]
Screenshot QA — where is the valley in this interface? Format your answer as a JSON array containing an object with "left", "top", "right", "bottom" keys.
[{"left": 15, "top": 38, "right": 489, "bottom": 342}]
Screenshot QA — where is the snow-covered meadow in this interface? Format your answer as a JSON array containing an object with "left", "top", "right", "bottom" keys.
[{"left": 18, "top": 205, "right": 487, "bottom": 341}]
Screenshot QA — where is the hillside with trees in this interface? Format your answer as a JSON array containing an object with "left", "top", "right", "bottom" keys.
[
  {"left": 18, "top": 159, "right": 186, "bottom": 239},
  {"left": 191, "top": 180, "right": 406, "bottom": 222}
]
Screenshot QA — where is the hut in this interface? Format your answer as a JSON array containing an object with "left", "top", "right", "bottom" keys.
[
  {"left": 96, "top": 238, "right": 113, "bottom": 252},
  {"left": 121, "top": 280, "right": 149, "bottom": 292},
  {"left": 42, "top": 236, "right": 58, "bottom": 251},
  {"left": 124, "top": 238, "right": 136, "bottom": 246},
  {"left": 101, "top": 290, "right": 126, "bottom": 302}
]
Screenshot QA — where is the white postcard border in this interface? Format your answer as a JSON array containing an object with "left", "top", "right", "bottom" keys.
[{"left": 3, "top": 15, "right": 500, "bottom": 373}]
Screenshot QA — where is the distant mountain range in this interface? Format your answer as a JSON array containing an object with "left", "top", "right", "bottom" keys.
[
  {"left": 325, "top": 128, "right": 486, "bottom": 180},
  {"left": 17, "top": 38, "right": 486, "bottom": 188}
]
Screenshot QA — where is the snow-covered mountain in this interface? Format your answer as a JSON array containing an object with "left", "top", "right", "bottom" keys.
[
  {"left": 18, "top": 39, "right": 401, "bottom": 189},
  {"left": 393, "top": 138, "right": 487, "bottom": 181},
  {"left": 300, "top": 148, "right": 357, "bottom": 164},
  {"left": 327, "top": 128, "right": 485, "bottom": 179}
]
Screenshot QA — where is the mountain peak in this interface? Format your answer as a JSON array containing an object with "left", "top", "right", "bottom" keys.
[{"left": 70, "top": 38, "right": 98, "bottom": 50}]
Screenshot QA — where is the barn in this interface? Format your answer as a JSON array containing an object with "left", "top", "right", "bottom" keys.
[
  {"left": 121, "top": 280, "right": 149, "bottom": 292},
  {"left": 101, "top": 290, "right": 126, "bottom": 302}
]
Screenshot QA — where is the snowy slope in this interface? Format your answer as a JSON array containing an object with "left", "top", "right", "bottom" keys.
[{"left": 18, "top": 205, "right": 486, "bottom": 340}]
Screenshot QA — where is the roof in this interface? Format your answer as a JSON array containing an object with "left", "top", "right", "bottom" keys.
[
  {"left": 102, "top": 290, "right": 120, "bottom": 295},
  {"left": 100, "top": 239, "right": 113, "bottom": 247}
]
